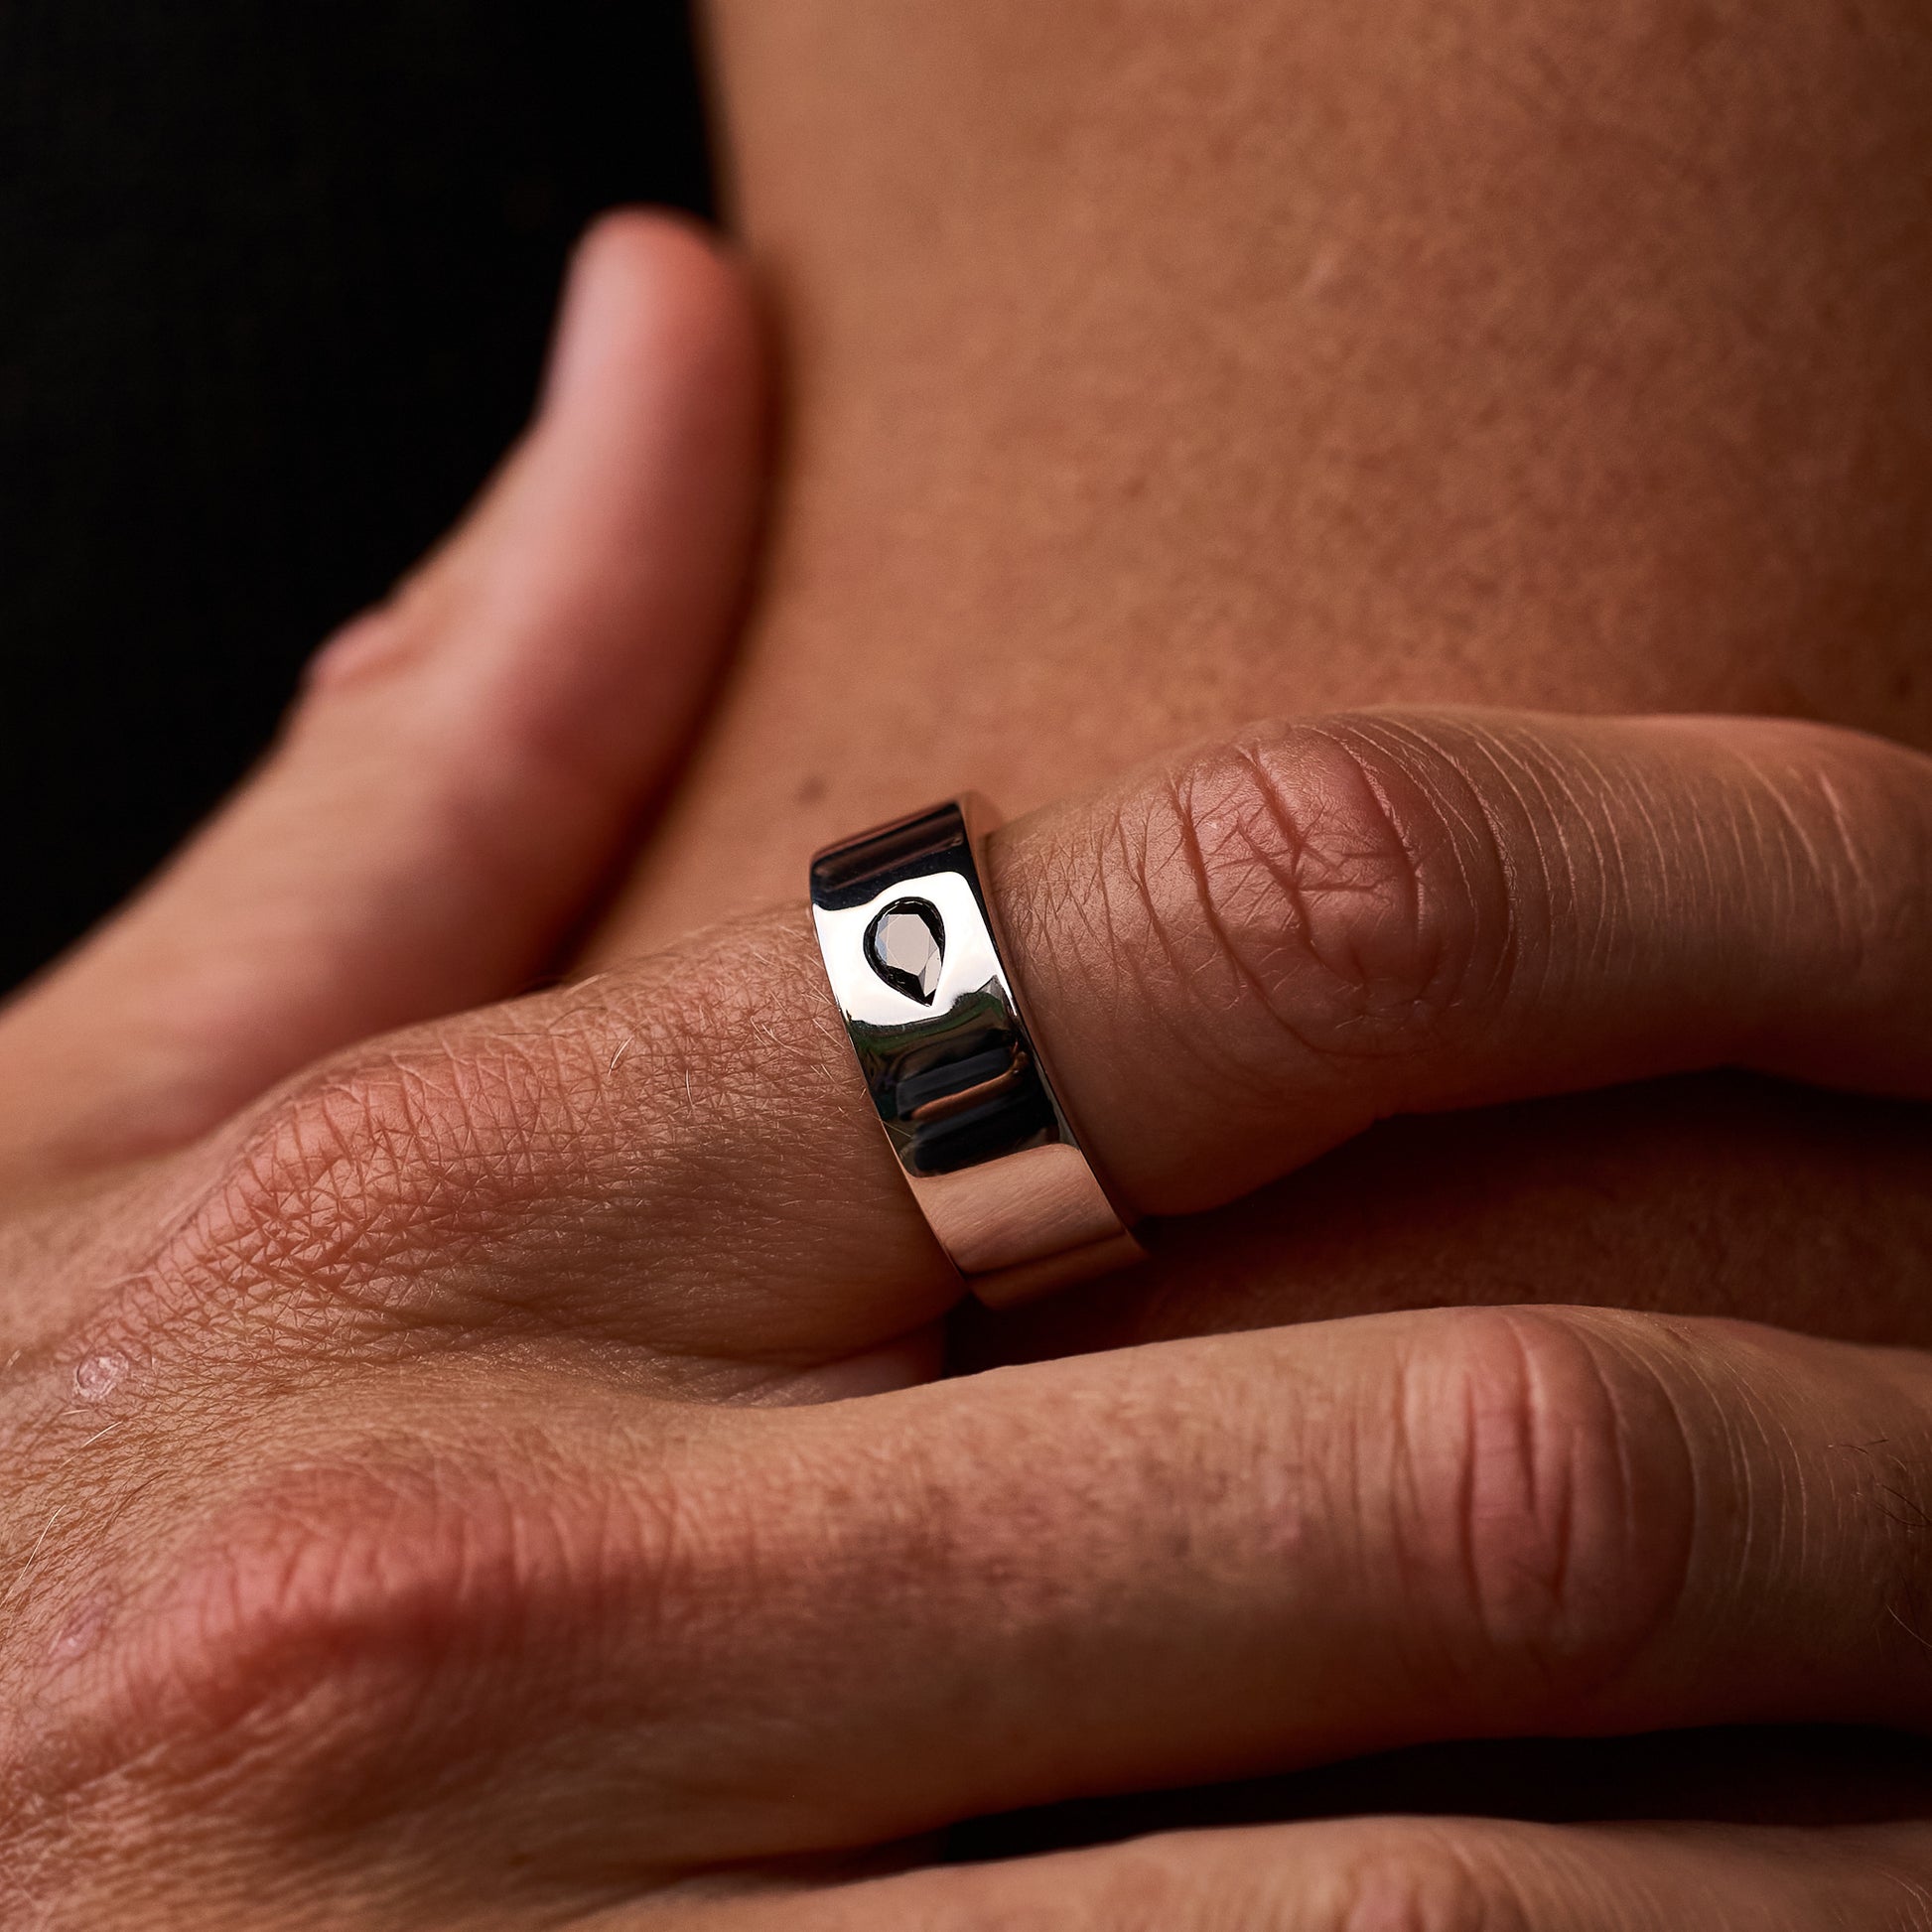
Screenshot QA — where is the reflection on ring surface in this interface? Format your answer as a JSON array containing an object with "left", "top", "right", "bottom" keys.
[{"left": 811, "top": 797, "right": 1142, "bottom": 1306}]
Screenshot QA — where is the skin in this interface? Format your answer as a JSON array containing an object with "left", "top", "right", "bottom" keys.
[
  {"left": 587, "top": 0, "right": 1932, "bottom": 1365},
  {"left": 627, "top": 0, "right": 1932, "bottom": 909},
  {"left": 2, "top": 221, "right": 1932, "bottom": 1926},
  {"left": 576, "top": 0, "right": 1932, "bottom": 1876}
]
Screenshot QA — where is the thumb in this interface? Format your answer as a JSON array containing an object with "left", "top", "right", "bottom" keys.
[{"left": 0, "top": 211, "right": 765, "bottom": 1181}]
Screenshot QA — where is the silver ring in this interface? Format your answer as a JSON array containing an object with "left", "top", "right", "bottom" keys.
[{"left": 810, "top": 795, "right": 1144, "bottom": 1307}]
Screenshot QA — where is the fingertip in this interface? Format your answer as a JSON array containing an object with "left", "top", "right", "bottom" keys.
[
  {"left": 489, "top": 207, "right": 768, "bottom": 794},
  {"left": 305, "top": 210, "right": 764, "bottom": 714},
  {"left": 541, "top": 207, "right": 765, "bottom": 439}
]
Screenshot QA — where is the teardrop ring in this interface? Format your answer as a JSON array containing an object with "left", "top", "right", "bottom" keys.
[{"left": 809, "top": 796, "right": 1143, "bottom": 1307}]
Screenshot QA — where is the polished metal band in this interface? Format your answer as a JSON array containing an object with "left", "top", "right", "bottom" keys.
[{"left": 810, "top": 795, "right": 1143, "bottom": 1307}]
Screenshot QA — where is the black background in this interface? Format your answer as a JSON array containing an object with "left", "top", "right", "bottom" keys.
[{"left": 0, "top": 1, "right": 712, "bottom": 993}]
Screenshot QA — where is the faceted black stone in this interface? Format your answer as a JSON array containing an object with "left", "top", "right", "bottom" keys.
[{"left": 864, "top": 898, "right": 945, "bottom": 1005}]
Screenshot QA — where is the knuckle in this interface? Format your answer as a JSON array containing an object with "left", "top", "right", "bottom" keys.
[
  {"left": 102, "top": 1423, "right": 713, "bottom": 1805},
  {"left": 148, "top": 917, "right": 852, "bottom": 1356},
  {"left": 170, "top": 1001, "right": 639, "bottom": 1344},
  {"left": 1107, "top": 719, "right": 1509, "bottom": 1085},
  {"left": 1389, "top": 1308, "right": 1699, "bottom": 1710},
  {"left": 187, "top": 1044, "right": 522, "bottom": 1332}
]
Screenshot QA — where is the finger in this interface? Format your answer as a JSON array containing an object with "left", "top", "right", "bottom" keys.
[
  {"left": 644, "top": 1816, "right": 1932, "bottom": 1932},
  {"left": 999, "top": 709, "right": 1932, "bottom": 1211},
  {"left": 157, "top": 1307, "right": 1932, "bottom": 1870},
  {"left": 0, "top": 210, "right": 764, "bottom": 1182},
  {"left": 196, "top": 708, "right": 1932, "bottom": 1370},
  {"left": 632, "top": 1309, "right": 1932, "bottom": 1857}
]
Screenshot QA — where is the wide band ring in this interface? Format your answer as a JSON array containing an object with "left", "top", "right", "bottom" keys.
[{"left": 810, "top": 795, "right": 1144, "bottom": 1307}]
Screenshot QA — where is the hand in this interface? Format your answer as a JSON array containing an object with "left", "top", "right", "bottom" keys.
[
  {"left": 633, "top": 0, "right": 1932, "bottom": 1421},
  {"left": 0, "top": 209, "right": 762, "bottom": 1200},
  {"left": 6, "top": 408, "right": 1932, "bottom": 1932}
]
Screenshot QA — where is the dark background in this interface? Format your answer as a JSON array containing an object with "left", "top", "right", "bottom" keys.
[{"left": 0, "top": 1, "right": 713, "bottom": 994}]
